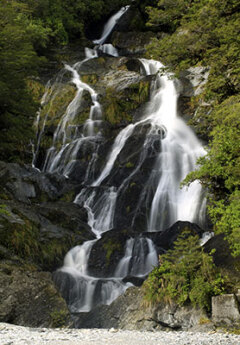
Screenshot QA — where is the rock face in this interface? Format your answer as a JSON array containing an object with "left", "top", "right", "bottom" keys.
[
  {"left": 179, "top": 67, "right": 210, "bottom": 98},
  {"left": 0, "top": 161, "right": 93, "bottom": 327},
  {"left": 0, "top": 161, "right": 94, "bottom": 270},
  {"left": 75, "top": 286, "right": 209, "bottom": 331},
  {"left": 111, "top": 31, "right": 155, "bottom": 56},
  {"left": 0, "top": 261, "right": 71, "bottom": 328}
]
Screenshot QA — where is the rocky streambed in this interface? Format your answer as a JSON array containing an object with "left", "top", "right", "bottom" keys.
[{"left": 1, "top": 323, "right": 240, "bottom": 345}]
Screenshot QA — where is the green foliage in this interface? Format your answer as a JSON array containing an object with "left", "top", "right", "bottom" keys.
[
  {"left": 146, "top": 0, "right": 240, "bottom": 102},
  {"left": 103, "top": 240, "right": 122, "bottom": 264},
  {"left": 0, "top": 205, "right": 10, "bottom": 216},
  {"left": 146, "top": 0, "right": 194, "bottom": 33},
  {"left": 143, "top": 230, "right": 226, "bottom": 311},
  {"left": 184, "top": 96, "right": 240, "bottom": 256}
]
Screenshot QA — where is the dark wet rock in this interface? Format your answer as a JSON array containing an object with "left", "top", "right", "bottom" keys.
[
  {"left": 88, "top": 228, "right": 135, "bottom": 277},
  {"left": 0, "top": 199, "right": 93, "bottom": 271},
  {"left": 0, "top": 161, "right": 94, "bottom": 327},
  {"left": 111, "top": 31, "right": 154, "bottom": 56},
  {"left": 0, "top": 161, "right": 82, "bottom": 203},
  {"left": 122, "top": 276, "right": 145, "bottom": 287},
  {"left": 203, "top": 234, "right": 240, "bottom": 282},
  {"left": 146, "top": 221, "right": 205, "bottom": 251}
]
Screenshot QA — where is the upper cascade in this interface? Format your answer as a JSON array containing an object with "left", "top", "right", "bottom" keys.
[
  {"left": 93, "top": 6, "right": 130, "bottom": 45},
  {"left": 33, "top": 5, "right": 207, "bottom": 314}
]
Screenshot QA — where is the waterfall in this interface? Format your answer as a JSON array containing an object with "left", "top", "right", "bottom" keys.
[
  {"left": 34, "top": 5, "right": 207, "bottom": 314},
  {"left": 93, "top": 6, "right": 130, "bottom": 45}
]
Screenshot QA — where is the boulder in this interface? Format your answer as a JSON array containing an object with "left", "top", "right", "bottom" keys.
[
  {"left": 145, "top": 220, "right": 205, "bottom": 252},
  {"left": 0, "top": 261, "right": 71, "bottom": 328},
  {"left": 212, "top": 294, "right": 240, "bottom": 325},
  {"left": 179, "top": 67, "right": 210, "bottom": 98}
]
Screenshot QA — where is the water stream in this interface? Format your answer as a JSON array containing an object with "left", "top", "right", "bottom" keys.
[{"left": 34, "top": 6, "right": 206, "bottom": 313}]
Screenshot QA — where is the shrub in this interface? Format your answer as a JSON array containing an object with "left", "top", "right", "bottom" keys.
[{"left": 143, "top": 230, "right": 226, "bottom": 311}]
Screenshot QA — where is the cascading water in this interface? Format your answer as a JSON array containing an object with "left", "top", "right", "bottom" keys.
[{"left": 34, "top": 5, "right": 207, "bottom": 314}]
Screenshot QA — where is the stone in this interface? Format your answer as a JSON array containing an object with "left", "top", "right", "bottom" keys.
[
  {"left": 212, "top": 294, "right": 240, "bottom": 325},
  {"left": 179, "top": 67, "right": 210, "bottom": 98},
  {"left": 74, "top": 286, "right": 209, "bottom": 331},
  {"left": 111, "top": 31, "right": 155, "bottom": 56},
  {"left": 0, "top": 262, "right": 71, "bottom": 328}
]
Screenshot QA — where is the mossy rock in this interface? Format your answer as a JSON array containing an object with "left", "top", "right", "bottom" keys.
[
  {"left": 38, "top": 84, "right": 77, "bottom": 127},
  {"left": 102, "top": 80, "right": 150, "bottom": 126},
  {"left": 0, "top": 199, "right": 93, "bottom": 271},
  {"left": 81, "top": 74, "right": 99, "bottom": 86}
]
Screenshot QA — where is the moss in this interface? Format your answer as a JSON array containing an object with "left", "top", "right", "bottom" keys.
[
  {"left": 103, "top": 240, "right": 122, "bottom": 265},
  {"left": 0, "top": 204, "right": 11, "bottom": 216},
  {"left": 125, "top": 162, "right": 134, "bottom": 168},
  {"left": 102, "top": 81, "right": 150, "bottom": 126},
  {"left": 97, "top": 57, "right": 105, "bottom": 65},
  {"left": 0, "top": 216, "right": 40, "bottom": 260},
  {"left": 50, "top": 310, "right": 69, "bottom": 328},
  {"left": 0, "top": 208, "right": 78, "bottom": 269},
  {"left": 217, "top": 325, "right": 240, "bottom": 335},
  {"left": 60, "top": 190, "right": 75, "bottom": 202},
  {"left": 39, "top": 84, "right": 77, "bottom": 126},
  {"left": 199, "top": 317, "right": 211, "bottom": 325},
  {"left": 0, "top": 193, "right": 10, "bottom": 201},
  {"left": 81, "top": 74, "right": 98, "bottom": 86}
]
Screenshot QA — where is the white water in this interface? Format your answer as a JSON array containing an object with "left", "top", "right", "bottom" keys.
[
  {"left": 93, "top": 6, "right": 130, "bottom": 45},
  {"left": 140, "top": 59, "right": 206, "bottom": 230},
  {"left": 98, "top": 44, "right": 119, "bottom": 57},
  {"left": 44, "top": 64, "right": 103, "bottom": 174},
  {"left": 40, "top": 7, "right": 129, "bottom": 175},
  {"left": 115, "top": 237, "right": 158, "bottom": 278},
  {"left": 34, "top": 5, "right": 207, "bottom": 314},
  {"left": 92, "top": 124, "right": 135, "bottom": 186}
]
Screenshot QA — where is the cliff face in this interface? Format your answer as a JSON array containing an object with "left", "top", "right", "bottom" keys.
[{"left": 0, "top": 5, "right": 239, "bottom": 329}]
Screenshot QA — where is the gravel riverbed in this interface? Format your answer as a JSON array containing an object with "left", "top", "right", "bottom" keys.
[{"left": 0, "top": 323, "right": 240, "bottom": 345}]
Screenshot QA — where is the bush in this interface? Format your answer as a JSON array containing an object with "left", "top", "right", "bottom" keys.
[{"left": 143, "top": 230, "right": 226, "bottom": 311}]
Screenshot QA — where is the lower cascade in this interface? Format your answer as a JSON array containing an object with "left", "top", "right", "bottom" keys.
[{"left": 34, "top": 6, "right": 207, "bottom": 314}]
